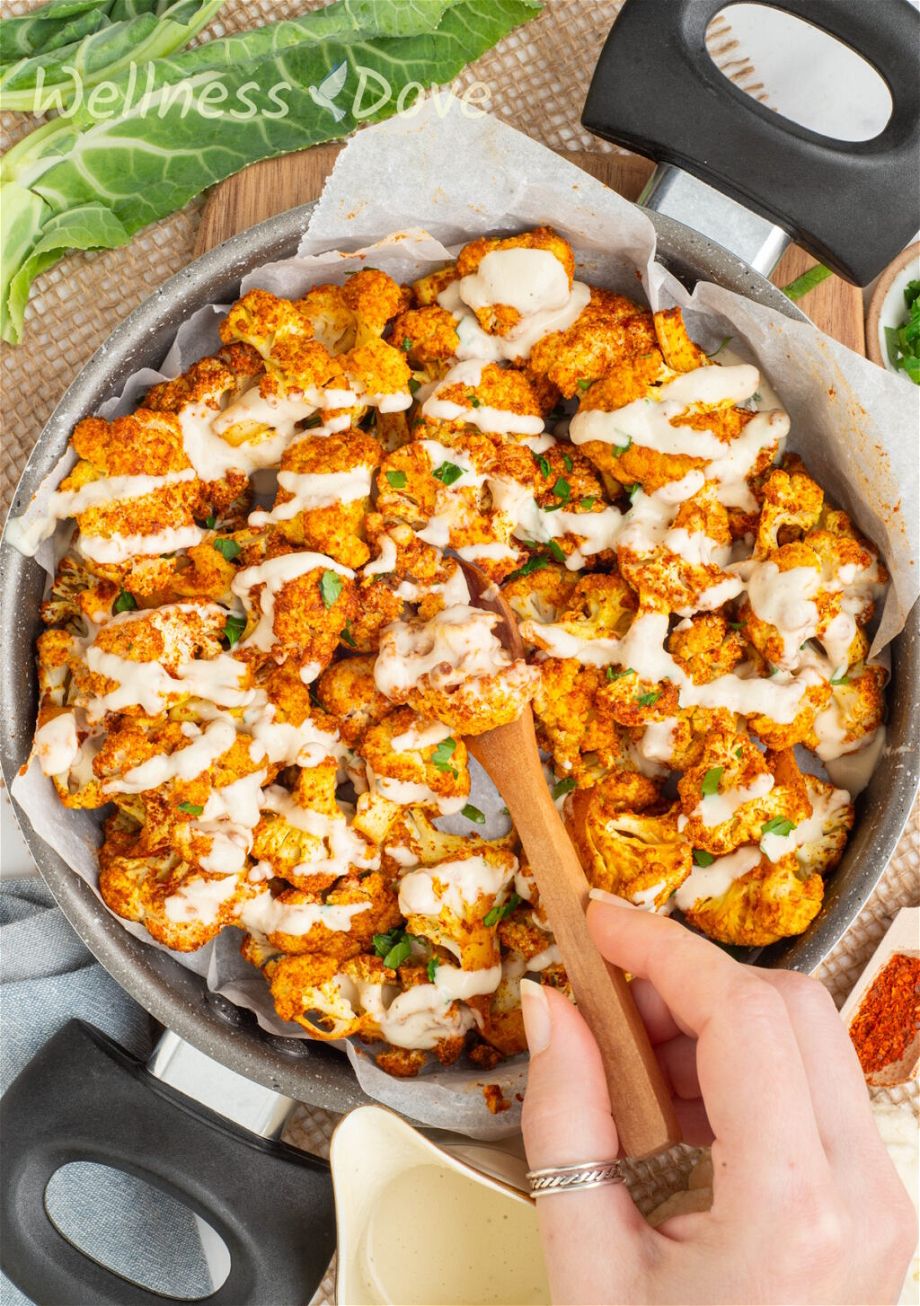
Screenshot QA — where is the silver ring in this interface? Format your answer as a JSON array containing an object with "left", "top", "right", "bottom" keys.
[{"left": 526, "top": 1159, "right": 626, "bottom": 1197}]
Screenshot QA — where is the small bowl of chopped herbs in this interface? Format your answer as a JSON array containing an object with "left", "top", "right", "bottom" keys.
[{"left": 866, "top": 241, "right": 920, "bottom": 384}]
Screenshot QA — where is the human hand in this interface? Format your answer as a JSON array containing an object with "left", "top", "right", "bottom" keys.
[{"left": 519, "top": 896, "right": 917, "bottom": 1305}]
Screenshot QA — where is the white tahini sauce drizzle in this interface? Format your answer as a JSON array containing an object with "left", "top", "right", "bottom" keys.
[
  {"left": 249, "top": 466, "right": 373, "bottom": 525},
  {"left": 78, "top": 524, "right": 204, "bottom": 564},
  {"left": 421, "top": 360, "right": 545, "bottom": 437},
  {"left": 374, "top": 604, "right": 514, "bottom": 698},
  {"left": 399, "top": 855, "right": 515, "bottom": 919},
  {"left": 231, "top": 552, "right": 353, "bottom": 651},
  {"left": 691, "top": 772, "right": 774, "bottom": 828},
  {"left": 106, "top": 718, "right": 236, "bottom": 794},
  {"left": 376, "top": 985, "right": 477, "bottom": 1050},
  {"left": 34, "top": 712, "right": 80, "bottom": 776},
  {"left": 438, "top": 276, "right": 591, "bottom": 363},
  {"left": 674, "top": 845, "right": 762, "bottom": 911}
]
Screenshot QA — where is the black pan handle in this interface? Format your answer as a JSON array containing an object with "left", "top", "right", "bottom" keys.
[
  {"left": 581, "top": 0, "right": 920, "bottom": 285},
  {"left": 0, "top": 1020, "right": 336, "bottom": 1306}
]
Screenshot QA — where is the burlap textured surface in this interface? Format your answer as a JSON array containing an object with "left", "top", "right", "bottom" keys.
[{"left": 2, "top": 3, "right": 917, "bottom": 1275}]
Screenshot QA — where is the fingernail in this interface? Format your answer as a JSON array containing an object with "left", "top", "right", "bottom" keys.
[
  {"left": 519, "top": 978, "right": 551, "bottom": 1054},
  {"left": 588, "top": 887, "right": 638, "bottom": 908}
]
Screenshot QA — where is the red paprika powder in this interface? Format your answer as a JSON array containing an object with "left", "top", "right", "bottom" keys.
[{"left": 848, "top": 952, "right": 920, "bottom": 1078}]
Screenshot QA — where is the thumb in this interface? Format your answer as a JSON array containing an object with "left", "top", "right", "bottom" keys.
[{"left": 520, "top": 980, "right": 650, "bottom": 1297}]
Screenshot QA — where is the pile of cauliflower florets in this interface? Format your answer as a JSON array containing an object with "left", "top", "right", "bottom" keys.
[{"left": 28, "top": 226, "right": 888, "bottom": 1079}]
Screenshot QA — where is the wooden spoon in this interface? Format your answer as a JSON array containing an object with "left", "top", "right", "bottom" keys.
[{"left": 459, "top": 561, "right": 680, "bottom": 1158}]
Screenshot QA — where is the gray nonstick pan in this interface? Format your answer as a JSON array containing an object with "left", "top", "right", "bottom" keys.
[{"left": 2, "top": 2, "right": 918, "bottom": 1302}]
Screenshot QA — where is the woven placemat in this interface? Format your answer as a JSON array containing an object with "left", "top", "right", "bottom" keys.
[{"left": 3, "top": 7, "right": 917, "bottom": 1293}]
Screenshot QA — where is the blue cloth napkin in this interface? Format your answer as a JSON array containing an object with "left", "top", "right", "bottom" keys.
[{"left": 1, "top": 877, "right": 212, "bottom": 1304}]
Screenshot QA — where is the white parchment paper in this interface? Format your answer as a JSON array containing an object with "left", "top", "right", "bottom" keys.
[{"left": 11, "top": 101, "right": 919, "bottom": 1137}]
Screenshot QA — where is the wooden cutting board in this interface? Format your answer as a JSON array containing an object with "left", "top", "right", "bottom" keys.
[{"left": 195, "top": 143, "right": 865, "bottom": 355}]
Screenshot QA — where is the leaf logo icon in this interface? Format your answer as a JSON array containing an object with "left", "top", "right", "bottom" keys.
[{"left": 309, "top": 60, "right": 348, "bottom": 121}]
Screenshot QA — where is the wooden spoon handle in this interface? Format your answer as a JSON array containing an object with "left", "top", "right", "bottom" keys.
[{"left": 471, "top": 711, "right": 680, "bottom": 1158}]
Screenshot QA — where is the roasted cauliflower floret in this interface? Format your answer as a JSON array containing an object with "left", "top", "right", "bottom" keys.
[
  {"left": 806, "top": 662, "right": 886, "bottom": 760},
  {"left": 374, "top": 604, "right": 537, "bottom": 736},
  {"left": 754, "top": 465, "right": 824, "bottom": 556},
  {"left": 263, "top": 951, "right": 398, "bottom": 1039},
  {"left": 679, "top": 851, "right": 824, "bottom": 947},
  {"left": 668, "top": 613, "right": 746, "bottom": 684},
  {"left": 358, "top": 707, "right": 470, "bottom": 815},
  {"left": 389, "top": 305, "right": 459, "bottom": 372},
  {"left": 415, "top": 361, "right": 549, "bottom": 443},
  {"left": 568, "top": 784, "right": 691, "bottom": 910},
  {"left": 230, "top": 553, "right": 356, "bottom": 669},
  {"left": 317, "top": 653, "right": 393, "bottom": 744},
  {"left": 678, "top": 740, "right": 811, "bottom": 857},
  {"left": 454, "top": 226, "right": 574, "bottom": 336},
  {"left": 502, "top": 562, "right": 580, "bottom": 631},
  {"left": 529, "top": 289, "right": 662, "bottom": 398},
  {"left": 532, "top": 657, "right": 635, "bottom": 787}
]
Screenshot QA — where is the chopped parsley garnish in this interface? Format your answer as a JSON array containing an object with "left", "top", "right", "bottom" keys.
[
  {"left": 212, "top": 537, "right": 240, "bottom": 561},
  {"left": 431, "top": 737, "right": 458, "bottom": 776},
  {"left": 705, "top": 335, "right": 732, "bottom": 358},
  {"left": 551, "top": 776, "right": 576, "bottom": 801},
  {"left": 178, "top": 802, "right": 204, "bottom": 816},
  {"left": 701, "top": 766, "right": 724, "bottom": 797},
  {"left": 427, "top": 956, "right": 441, "bottom": 983},
  {"left": 483, "top": 893, "right": 521, "bottom": 928},
  {"left": 466, "top": 393, "right": 482, "bottom": 408},
  {"left": 341, "top": 623, "right": 356, "bottom": 647},
  {"left": 541, "top": 500, "right": 564, "bottom": 513},
  {"left": 767, "top": 664, "right": 778, "bottom": 677},
  {"left": 373, "top": 928, "right": 414, "bottom": 968},
  {"left": 729, "top": 621, "right": 742, "bottom": 630},
  {"left": 636, "top": 690, "right": 661, "bottom": 707},
  {"left": 576, "top": 378, "right": 593, "bottom": 393},
  {"left": 506, "top": 555, "right": 551, "bottom": 582},
  {"left": 884, "top": 279, "right": 920, "bottom": 384},
  {"left": 606, "top": 666, "right": 633, "bottom": 681},
  {"left": 579, "top": 496, "right": 597, "bottom": 510},
  {"left": 320, "top": 570, "right": 344, "bottom": 608},
  {"left": 535, "top": 454, "right": 551, "bottom": 478},
  {"left": 692, "top": 848, "right": 715, "bottom": 867},
  {"left": 112, "top": 590, "right": 137, "bottom": 614},
  {"left": 203, "top": 511, "right": 217, "bottom": 529},
  {"left": 433, "top": 461, "right": 463, "bottom": 486},
  {"left": 547, "top": 539, "right": 566, "bottom": 564},
  {"left": 830, "top": 668, "right": 851, "bottom": 685},
  {"left": 224, "top": 614, "right": 246, "bottom": 647},
  {"left": 551, "top": 476, "right": 571, "bottom": 502},
  {"left": 461, "top": 803, "right": 486, "bottom": 824},
  {"left": 385, "top": 469, "right": 407, "bottom": 489},
  {"left": 408, "top": 376, "right": 421, "bottom": 396},
  {"left": 761, "top": 816, "right": 796, "bottom": 839},
  {"left": 562, "top": 453, "right": 573, "bottom": 473},
  {"left": 625, "top": 483, "right": 641, "bottom": 502},
  {"left": 734, "top": 745, "right": 744, "bottom": 759},
  {"left": 400, "top": 337, "right": 413, "bottom": 352},
  {"left": 613, "top": 433, "right": 632, "bottom": 456}
]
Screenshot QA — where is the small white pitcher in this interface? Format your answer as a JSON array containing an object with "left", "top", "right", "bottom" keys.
[{"left": 330, "top": 1105, "right": 551, "bottom": 1306}]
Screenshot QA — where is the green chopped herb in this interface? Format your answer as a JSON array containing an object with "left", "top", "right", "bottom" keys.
[
  {"left": 701, "top": 766, "right": 724, "bottom": 797},
  {"left": 506, "top": 555, "right": 551, "bottom": 582},
  {"left": 547, "top": 539, "right": 566, "bottom": 564},
  {"left": 562, "top": 453, "right": 573, "bottom": 473},
  {"left": 178, "top": 802, "right": 204, "bottom": 816},
  {"left": 483, "top": 893, "right": 522, "bottom": 928},
  {"left": 223, "top": 613, "right": 246, "bottom": 647},
  {"left": 625, "top": 483, "right": 641, "bottom": 502},
  {"left": 212, "top": 537, "right": 240, "bottom": 561},
  {"left": 400, "top": 336, "right": 413, "bottom": 352},
  {"left": 829, "top": 668, "right": 851, "bottom": 685},
  {"left": 551, "top": 776, "right": 576, "bottom": 801},
  {"left": 729, "top": 621, "right": 742, "bottom": 630},
  {"left": 576, "top": 378, "right": 593, "bottom": 393},
  {"left": 461, "top": 803, "right": 486, "bottom": 824},
  {"left": 751, "top": 391, "right": 763, "bottom": 404},
  {"left": 466, "top": 392, "right": 482, "bottom": 408},
  {"left": 636, "top": 689, "right": 661, "bottom": 707},
  {"left": 606, "top": 666, "right": 633, "bottom": 681},
  {"left": 705, "top": 335, "right": 732, "bottom": 358},
  {"left": 431, "top": 737, "right": 458, "bottom": 776},
  {"left": 767, "top": 665, "right": 778, "bottom": 677},
  {"left": 884, "top": 279, "right": 920, "bottom": 384},
  {"left": 761, "top": 816, "right": 796, "bottom": 839},
  {"left": 384, "top": 938, "right": 413, "bottom": 969},
  {"left": 408, "top": 377, "right": 421, "bottom": 396},
  {"left": 320, "top": 569, "right": 344, "bottom": 608},
  {"left": 427, "top": 956, "right": 441, "bottom": 983},
  {"left": 203, "top": 511, "right": 217, "bottom": 530},
  {"left": 385, "top": 469, "right": 407, "bottom": 489},
  {"left": 433, "top": 461, "right": 464, "bottom": 486},
  {"left": 499, "top": 806, "right": 510, "bottom": 816},
  {"left": 535, "top": 454, "right": 551, "bottom": 478},
  {"left": 613, "top": 432, "right": 633, "bottom": 456},
  {"left": 692, "top": 848, "right": 715, "bottom": 867},
  {"left": 541, "top": 500, "right": 564, "bottom": 513},
  {"left": 112, "top": 590, "right": 136, "bottom": 615},
  {"left": 373, "top": 927, "right": 405, "bottom": 960},
  {"left": 341, "top": 623, "right": 356, "bottom": 648},
  {"left": 579, "top": 496, "right": 597, "bottom": 510},
  {"left": 551, "top": 476, "right": 571, "bottom": 502},
  {"left": 781, "top": 263, "right": 832, "bottom": 302},
  {"left": 734, "top": 745, "right": 744, "bottom": 759}
]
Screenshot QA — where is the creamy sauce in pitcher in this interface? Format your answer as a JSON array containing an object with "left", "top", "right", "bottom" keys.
[{"left": 361, "top": 1165, "right": 550, "bottom": 1306}]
